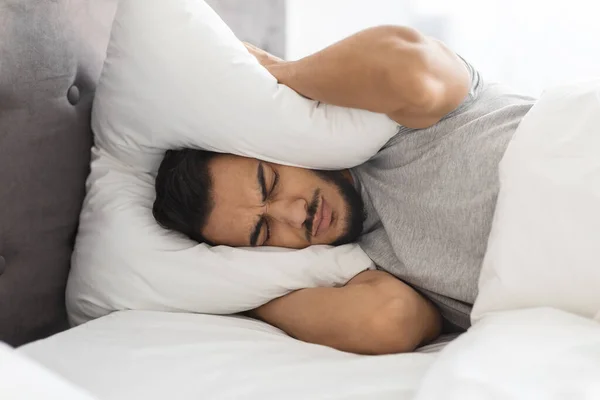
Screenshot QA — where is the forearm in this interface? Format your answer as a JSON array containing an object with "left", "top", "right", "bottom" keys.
[
  {"left": 251, "top": 270, "right": 442, "bottom": 355},
  {"left": 252, "top": 286, "right": 376, "bottom": 352},
  {"left": 270, "top": 26, "right": 424, "bottom": 113},
  {"left": 262, "top": 25, "right": 470, "bottom": 129}
]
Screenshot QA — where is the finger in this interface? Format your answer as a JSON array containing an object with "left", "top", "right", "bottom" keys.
[{"left": 243, "top": 41, "right": 259, "bottom": 51}]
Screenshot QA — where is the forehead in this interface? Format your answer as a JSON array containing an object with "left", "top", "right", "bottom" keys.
[
  {"left": 210, "top": 154, "right": 258, "bottom": 186},
  {"left": 202, "top": 154, "right": 261, "bottom": 246}
]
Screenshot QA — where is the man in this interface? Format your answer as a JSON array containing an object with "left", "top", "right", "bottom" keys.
[{"left": 152, "top": 26, "right": 536, "bottom": 355}]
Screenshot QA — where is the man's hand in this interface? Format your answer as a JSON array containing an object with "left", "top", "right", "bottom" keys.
[
  {"left": 243, "top": 42, "right": 296, "bottom": 86},
  {"left": 249, "top": 270, "right": 442, "bottom": 355},
  {"left": 244, "top": 42, "right": 284, "bottom": 70}
]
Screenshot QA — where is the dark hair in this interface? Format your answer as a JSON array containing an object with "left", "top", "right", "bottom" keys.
[{"left": 152, "top": 148, "right": 218, "bottom": 244}]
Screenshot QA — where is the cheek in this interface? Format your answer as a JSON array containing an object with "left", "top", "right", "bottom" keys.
[
  {"left": 322, "top": 186, "right": 347, "bottom": 217},
  {"left": 269, "top": 223, "right": 308, "bottom": 249}
]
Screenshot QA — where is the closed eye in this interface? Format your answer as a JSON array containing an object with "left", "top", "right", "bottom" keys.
[
  {"left": 249, "top": 218, "right": 265, "bottom": 247},
  {"left": 262, "top": 168, "right": 280, "bottom": 245},
  {"left": 253, "top": 217, "right": 271, "bottom": 247},
  {"left": 252, "top": 163, "right": 277, "bottom": 246},
  {"left": 270, "top": 169, "right": 279, "bottom": 196},
  {"left": 264, "top": 219, "right": 271, "bottom": 244}
]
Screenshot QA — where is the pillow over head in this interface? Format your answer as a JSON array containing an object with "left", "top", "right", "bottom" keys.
[
  {"left": 67, "top": 0, "right": 397, "bottom": 324},
  {"left": 91, "top": 0, "right": 398, "bottom": 173},
  {"left": 472, "top": 80, "right": 600, "bottom": 324}
]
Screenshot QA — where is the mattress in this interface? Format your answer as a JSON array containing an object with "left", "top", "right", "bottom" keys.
[{"left": 17, "top": 311, "right": 437, "bottom": 399}]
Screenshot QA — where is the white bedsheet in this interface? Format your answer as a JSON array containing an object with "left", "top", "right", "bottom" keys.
[
  {"left": 19, "top": 311, "right": 434, "bottom": 400},
  {"left": 0, "top": 343, "right": 94, "bottom": 400}
]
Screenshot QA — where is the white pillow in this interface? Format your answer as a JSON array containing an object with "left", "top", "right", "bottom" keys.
[
  {"left": 472, "top": 80, "right": 600, "bottom": 324},
  {"left": 67, "top": 0, "right": 394, "bottom": 324},
  {"left": 92, "top": 0, "right": 398, "bottom": 173}
]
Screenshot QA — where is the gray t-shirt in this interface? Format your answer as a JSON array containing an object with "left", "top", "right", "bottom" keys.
[{"left": 351, "top": 61, "right": 536, "bottom": 331}]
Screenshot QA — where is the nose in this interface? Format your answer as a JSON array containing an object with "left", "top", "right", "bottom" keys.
[{"left": 268, "top": 198, "right": 307, "bottom": 229}]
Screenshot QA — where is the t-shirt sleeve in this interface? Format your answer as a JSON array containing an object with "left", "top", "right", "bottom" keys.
[{"left": 439, "top": 55, "right": 483, "bottom": 121}]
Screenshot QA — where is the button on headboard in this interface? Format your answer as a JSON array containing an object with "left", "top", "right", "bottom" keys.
[{"left": 0, "top": 0, "right": 118, "bottom": 346}]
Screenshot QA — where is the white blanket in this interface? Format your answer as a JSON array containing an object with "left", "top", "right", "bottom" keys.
[
  {"left": 420, "top": 79, "right": 600, "bottom": 399},
  {"left": 473, "top": 79, "right": 600, "bottom": 322},
  {"left": 415, "top": 308, "right": 600, "bottom": 400}
]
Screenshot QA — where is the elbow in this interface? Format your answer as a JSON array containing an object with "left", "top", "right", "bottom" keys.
[
  {"left": 372, "top": 25, "right": 426, "bottom": 45},
  {"left": 387, "top": 29, "right": 471, "bottom": 119},
  {"left": 381, "top": 29, "right": 438, "bottom": 109},
  {"left": 365, "top": 298, "right": 422, "bottom": 355},
  {"left": 366, "top": 297, "right": 442, "bottom": 355}
]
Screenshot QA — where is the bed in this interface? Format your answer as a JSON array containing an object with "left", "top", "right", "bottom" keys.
[
  {"left": 2, "top": 1, "right": 600, "bottom": 399},
  {"left": 16, "top": 311, "right": 438, "bottom": 399},
  {"left": 10, "top": 307, "right": 600, "bottom": 399}
]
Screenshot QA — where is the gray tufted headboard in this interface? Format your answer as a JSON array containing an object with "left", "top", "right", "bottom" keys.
[
  {"left": 0, "top": 0, "right": 285, "bottom": 347},
  {"left": 0, "top": 0, "right": 117, "bottom": 346}
]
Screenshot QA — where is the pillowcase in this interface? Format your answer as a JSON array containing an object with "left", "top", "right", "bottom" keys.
[
  {"left": 67, "top": 0, "right": 396, "bottom": 325},
  {"left": 472, "top": 80, "right": 600, "bottom": 324},
  {"left": 91, "top": 0, "right": 398, "bottom": 173}
]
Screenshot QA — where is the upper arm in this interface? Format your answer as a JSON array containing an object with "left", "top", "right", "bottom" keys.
[
  {"left": 250, "top": 270, "right": 442, "bottom": 355},
  {"left": 385, "top": 28, "right": 472, "bottom": 129}
]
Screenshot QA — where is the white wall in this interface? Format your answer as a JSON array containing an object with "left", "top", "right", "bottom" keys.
[
  {"left": 285, "top": 0, "right": 415, "bottom": 60},
  {"left": 286, "top": 0, "right": 600, "bottom": 97},
  {"left": 208, "top": 0, "right": 286, "bottom": 57},
  {"left": 441, "top": 0, "right": 600, "bottom": 96}
]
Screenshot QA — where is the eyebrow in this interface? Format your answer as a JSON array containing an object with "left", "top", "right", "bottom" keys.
[{"left": 250, "top": 163, "right": 268, "bottom": 246}]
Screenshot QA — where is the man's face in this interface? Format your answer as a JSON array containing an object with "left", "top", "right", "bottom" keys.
[{"left": 202, "top": 154, "right": 365, "bottom": 249}]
